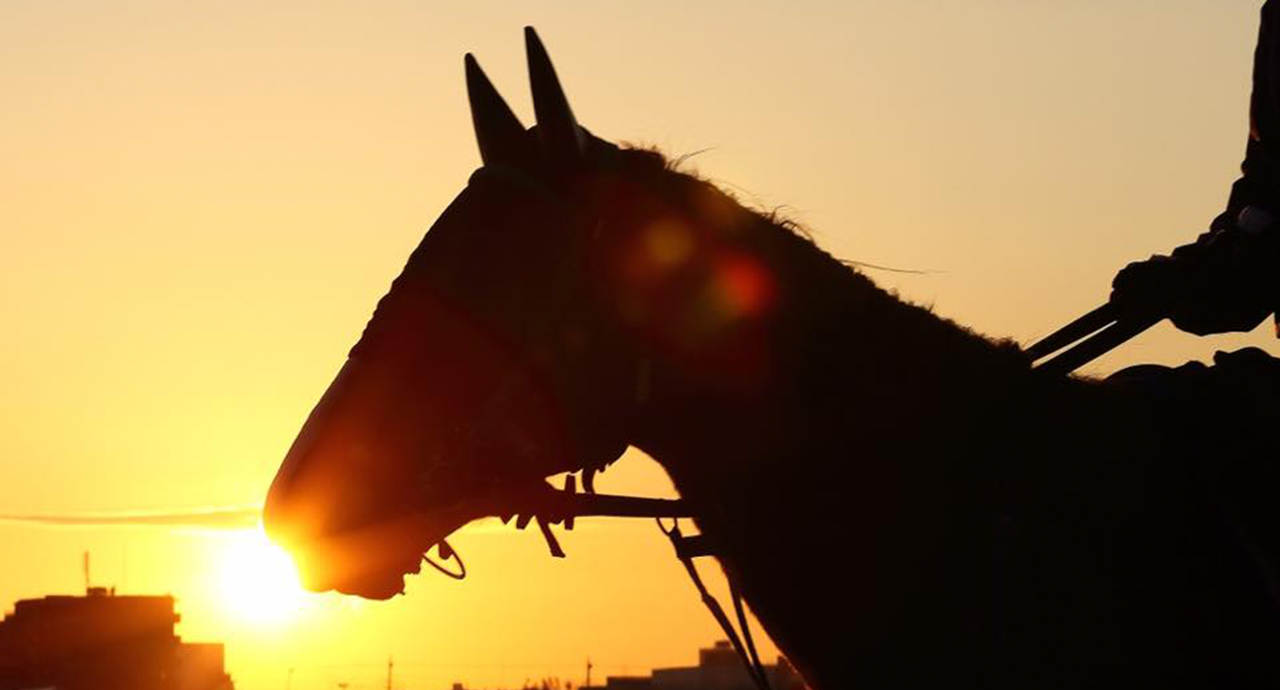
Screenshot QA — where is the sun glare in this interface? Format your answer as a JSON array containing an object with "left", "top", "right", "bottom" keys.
[{"left": 217, "top": 526, "right": 312, "bottom": 626}]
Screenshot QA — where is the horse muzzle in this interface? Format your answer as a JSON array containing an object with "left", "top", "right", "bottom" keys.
[{"left": 263, "top": 357, "right": 480, "bottom": 598}]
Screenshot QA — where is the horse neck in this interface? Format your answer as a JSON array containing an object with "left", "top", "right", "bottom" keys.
[{"left": 619, "top": 212, "right": 1032, "bottom": 509}]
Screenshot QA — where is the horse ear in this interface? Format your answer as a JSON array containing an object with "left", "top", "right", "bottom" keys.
[
  {"left": 524, "top": 26, "right": 587, "bottom": 163},
  {"left": 465, "top": 53, "right": 527, "bottom": 166}
]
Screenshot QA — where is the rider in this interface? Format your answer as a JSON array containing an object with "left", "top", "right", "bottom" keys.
[
  {"left": 1103, "top": 4, "right": 1280, "bottom": 668},
  {"left": 1110, "top": 1, "right": 1279, "bottom": 335}
]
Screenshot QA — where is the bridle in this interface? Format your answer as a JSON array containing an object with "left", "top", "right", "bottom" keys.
[
  {"left": 420, "top": 471, "right": 775, "bottom": 690},
  {"left": 416, "top": 164, "right": 779, "bottom": 689},
  {"left": 408, "top": 28, "right": 778, "bottom": 690},
  {"left": 418, "top": 268, "right": 771, "bottom": 685}
]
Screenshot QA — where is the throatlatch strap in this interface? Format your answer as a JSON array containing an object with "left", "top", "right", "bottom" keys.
[{"left": 658, "top": 518, "right": 773, "bottom": 690}]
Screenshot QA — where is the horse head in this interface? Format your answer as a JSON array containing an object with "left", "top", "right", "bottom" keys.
[{"left": 265, "top": 29, "right": 706, "bottom": 599}]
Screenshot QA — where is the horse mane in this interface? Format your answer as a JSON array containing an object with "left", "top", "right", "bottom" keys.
[{"left": 608, "top": 145, "right": 1036, "bottom": 409}]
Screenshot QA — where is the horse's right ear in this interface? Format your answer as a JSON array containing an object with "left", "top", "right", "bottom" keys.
[
  {"left": 525, "top": 27, "right": 588, "bottom": 165},
  {"left": 465, "top": 53, "right": 527, "bottom": 166}
]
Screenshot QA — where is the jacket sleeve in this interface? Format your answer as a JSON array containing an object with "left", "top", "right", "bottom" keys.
[{"left": 1224, "top": 0, "right": 1279, "bottom": 219}]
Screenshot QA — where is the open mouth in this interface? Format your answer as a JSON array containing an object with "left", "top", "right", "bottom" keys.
[{"left": 314, "top": 548, "right": 424, "bottom": 600}]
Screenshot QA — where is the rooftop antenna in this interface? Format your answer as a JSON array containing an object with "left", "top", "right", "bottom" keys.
[{"left": 83, "top": 551, "right": 90, "bottom": 593}]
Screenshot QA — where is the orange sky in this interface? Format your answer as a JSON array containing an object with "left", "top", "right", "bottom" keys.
[{"left": 1, "top": 2, "right": 1275, "bottom": 689}]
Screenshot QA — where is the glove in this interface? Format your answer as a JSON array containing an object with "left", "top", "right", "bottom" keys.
[{"left": 1110, "top": 206, "right": 1279, "bottom": 336}]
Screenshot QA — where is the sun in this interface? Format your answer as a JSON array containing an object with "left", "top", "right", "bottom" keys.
[{"left": 217, "top": 526, "right": 312, "bottom": 626}]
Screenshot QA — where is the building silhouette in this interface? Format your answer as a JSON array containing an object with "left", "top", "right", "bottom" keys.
[
  {"left": 0, "top": 586, "right": 233, "bottom": 690},
  {"left": 578, "top": 641, "right": 805, "bottom": 690}
]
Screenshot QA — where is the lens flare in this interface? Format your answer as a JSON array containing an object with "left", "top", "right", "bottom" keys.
[{"left": 713, "top": 253, "right": 773, "bottom": 318}]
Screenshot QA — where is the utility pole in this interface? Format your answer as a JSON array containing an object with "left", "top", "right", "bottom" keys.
[
  {"left": 83, "top": 552, "right": 90, "bottom": 592},
  {"left": 585, "top": 658, "right": 593, "bottom": 688},
  {"left": 386, "top": 656, "right": 393, "bottom": 690}
]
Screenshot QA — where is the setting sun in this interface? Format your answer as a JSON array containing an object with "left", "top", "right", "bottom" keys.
[{"left": 217, "top": 527, "right": 311, "bottom": 626}]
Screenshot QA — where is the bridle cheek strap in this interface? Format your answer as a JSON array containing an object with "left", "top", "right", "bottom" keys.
[{"left": 658, "top": 517, "right": 773, "bottom": 690}]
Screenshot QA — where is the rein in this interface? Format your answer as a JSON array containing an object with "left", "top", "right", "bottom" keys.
[
  {"left": 422, "top": 474, "right": 775, "bottom": 690},
  {"left": 1026, "top": 302, "right": 1160, "bottom": 375}
]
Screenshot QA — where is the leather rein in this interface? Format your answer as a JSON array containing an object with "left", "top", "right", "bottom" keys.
[{"left": 424, "top": 474, "right": 775, "bottom": 690}]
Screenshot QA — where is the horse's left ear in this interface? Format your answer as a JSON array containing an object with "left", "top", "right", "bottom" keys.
[
  {"left": 525, "top": 27, "right": 588, "bottom": 165},
  {"left": 466, "top": 53, "right": 527, "bottom": 166}
]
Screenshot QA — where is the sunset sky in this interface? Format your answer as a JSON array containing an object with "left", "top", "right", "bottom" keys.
[{"left": 2, "top": 2, "right": 1275, "bottom": 689}]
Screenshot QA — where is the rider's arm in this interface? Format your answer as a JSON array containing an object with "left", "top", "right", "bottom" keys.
[
  {"left": 1223, "top": 0, "right": 1278, "bottom": 223},
  {"left": 1111, "top": 1, "right": 1280, "bottom": 336}
]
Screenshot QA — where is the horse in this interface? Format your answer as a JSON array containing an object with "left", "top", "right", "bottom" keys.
[{"left": 264, "top": 28, "right": 1280, "bottom": 689}]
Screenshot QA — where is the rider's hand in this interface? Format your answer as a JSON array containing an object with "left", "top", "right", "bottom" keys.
[{"left": 1110, "top": 207, "right": 1278, "bottom": 336}]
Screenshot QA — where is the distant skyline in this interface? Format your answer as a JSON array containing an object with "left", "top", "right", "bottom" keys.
[{"left": 2, "top": 2, "right": 1274, "bottom": 689}]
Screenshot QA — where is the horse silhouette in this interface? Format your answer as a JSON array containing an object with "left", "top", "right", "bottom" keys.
[{"left": 264, "top": 28, "right": 1280, "bottom": 689}]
